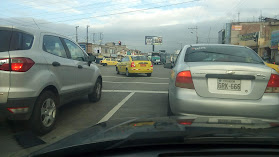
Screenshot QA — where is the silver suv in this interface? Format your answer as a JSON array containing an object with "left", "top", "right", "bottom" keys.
[{"left": 0, "top": 26, "right": 102, "bottom": 135}]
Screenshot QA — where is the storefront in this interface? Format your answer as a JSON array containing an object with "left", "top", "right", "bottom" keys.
[{"left": 271, "top": 30, "right": 279, "bottom": 64}]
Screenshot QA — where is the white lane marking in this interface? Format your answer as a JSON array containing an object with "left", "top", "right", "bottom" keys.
[
  {"left": 103, "top": 76, "right": 169, "bottom": 80},
  {"left": 103, "top": 90, "right": 168, "bottom": 94},
  {"left": 103, "top": 81, "right": 168, "bottom": 85},
  {"left": 98, "top": 92, "right": 135, "bottom": 124}
]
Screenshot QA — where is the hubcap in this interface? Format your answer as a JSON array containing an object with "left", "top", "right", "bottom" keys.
[
  {"left": 41, "top": 98, "right": 56, "bottom": 127},
  {"left": 96, "top": 82, "right": 101, "bottom": 99}
]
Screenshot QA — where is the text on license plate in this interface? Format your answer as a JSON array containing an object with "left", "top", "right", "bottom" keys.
[
  {"left": 217, "top": 79, "right": 241, "bottom": 91},
  {"left": 140, "top": 64, "right": 146, "bottom": 67}
]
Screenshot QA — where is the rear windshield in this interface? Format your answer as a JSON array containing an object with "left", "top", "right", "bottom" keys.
[
  {"left": 131, "top": 56, "right": 148, "bottom": 61},
  {"left": 184, "top": 46, "right": 263, "bottom": 64},
  {"left": 0, "top": 30, "right": 34, "bottom": 52}
]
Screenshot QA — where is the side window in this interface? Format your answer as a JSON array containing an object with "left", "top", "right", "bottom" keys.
[
  {"left": 111, "top": 58, "right": 115, "bottom": 61},
  {"left": 121, "top": 58, "right": 125, "bottom": 62},
  {"left": 106, "top": 58, "right": 110, "bottom": 61},
  {"left": 63, "top": 39, "right": 87, "bottom": 61},
  {"left": 9, "top": 31, "right": 34, "bottom": 51},
  {"left": 43, "top": 35, "right": 67, "bottom": 58}
]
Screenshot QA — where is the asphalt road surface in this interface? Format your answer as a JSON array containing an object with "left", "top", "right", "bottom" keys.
[{"left": 0, "top": 64, "right": 171, "bottom": 157}]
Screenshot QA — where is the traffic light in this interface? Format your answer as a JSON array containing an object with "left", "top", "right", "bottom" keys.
[{"left": 118, "top": 41, "right": 121, "bottom": 45}]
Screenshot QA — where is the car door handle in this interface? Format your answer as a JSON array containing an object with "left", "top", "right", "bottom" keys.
[
  {"left": 78, "top": 65, "right": 83, "bottom": 69},
  {"left": 52, "top": 61, "right": 61, "bottom": 67}
]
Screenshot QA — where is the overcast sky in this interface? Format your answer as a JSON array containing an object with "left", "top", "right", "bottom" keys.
[{"left": 0, "top": 0, "right": 278, "bottom": 53}]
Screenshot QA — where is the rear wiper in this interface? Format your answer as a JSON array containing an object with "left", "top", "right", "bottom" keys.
[{"left": 186, "top": 51, "right": 264, "bottom": 64}]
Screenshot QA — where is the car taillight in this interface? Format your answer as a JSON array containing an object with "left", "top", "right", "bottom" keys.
[
  {"left": 150, "top": 64, "right": 153, "bottom": 67},
  {"left": 0, "top": 57, "right": 35, "bottom": 72},
  {"left": 177, "top": 119, "right": 194, "bottom": 125},
  {"left": 131, "top": 61, "right": 136, "bottom": 67},
  {"left": 265, "top": 74, "right": 279, "bottom": 93},
  {"left": 175, "top": 71, "right": 194, "bottom": 89}
]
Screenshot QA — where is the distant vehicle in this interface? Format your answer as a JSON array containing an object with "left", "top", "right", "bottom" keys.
[
  {"left": 151, "top": 52, "right": 161, "bottom": 64},
  {"left": 116, "top": 55, "right": 153, "bottom": 77},
  {"left": 0, "top": 26, "right": 102, "bottom": 135},
  {"left": 100, "top": 58, "right": 118, "bottom": 66},
  {"left": 165, "top": 44, "right": 279, "bottom": 119}
]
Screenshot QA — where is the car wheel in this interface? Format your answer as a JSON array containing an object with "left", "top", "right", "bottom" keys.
[
  {"left": 167, "top": 93, "right": 174, "bottom": 116},
  {"left": 147, "top": 73, "right": 151, "bottom": 77},
  {"left": 88, "top": 78, "right": 102, "bottom": 102},
  {"left": 116, "top": 67, "right": 120, "bottom": 74},
  {"left": 126, "top": 69, "right": 130, "bottom": 77},
  {"left": 29, "top": 91, "right": 58, "bottom": 135}
]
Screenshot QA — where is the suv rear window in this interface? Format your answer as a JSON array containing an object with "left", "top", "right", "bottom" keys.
[
  {"left": 184, "top": 46, "right": 263, "bottom": 64},
  {"left": 0, "top": 30, "right": 34, "bottom": 52},
  {"left": 131, "top": 56, "right": 148, "bottom": 61}
]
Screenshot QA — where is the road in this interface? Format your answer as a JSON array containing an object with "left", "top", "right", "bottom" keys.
[{"left": 0, "top": 64, "right": 171, "bottom": 157}]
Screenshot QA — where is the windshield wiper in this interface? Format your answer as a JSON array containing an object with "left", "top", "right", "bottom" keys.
[{"left": 186, "top": 51, "right": 264, "bottom": 64}]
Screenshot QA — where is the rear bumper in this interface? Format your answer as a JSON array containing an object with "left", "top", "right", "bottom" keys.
[
  {"left": 169, "top": 87, "right": 279, "bottom": 119},
  {"left": 128, "top": 68, "right": 153, "bottom": 74},
  {"left": 0, "top": 97, "right": 36, "bottom": 120}
]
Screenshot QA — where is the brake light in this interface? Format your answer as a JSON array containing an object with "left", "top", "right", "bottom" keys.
[
  {"left": 150, "top": 64, "right": 153, "bottom": 67},
  {"left": 265, "top": 74, "right": 279, "bottom": 93},
  {"left": 175, "top": 71, "right": 194, "bottom": 89},
  {"left": 131, "top": 61, "right": 136, "bottom": 67},
  {"left": 177, "top": 119, "right": 194, "bottom": 125},
  {"left": 0, "top": 58, "right": 35, "bottom": 72}
]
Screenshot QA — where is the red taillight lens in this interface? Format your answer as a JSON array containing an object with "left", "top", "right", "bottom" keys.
[
  {"left": 150, "top": 64, "right": 153, "bottom": 67},
  {"left": 175, "top": 71, "right": 194, "bottom": 89},
  {"left": 131, "top": 61, "right": 136, "bottom": 67},
  {"left": 265, "top": 74, "right": 279, "bottom": 93},
  {"left": 177, "top": 119, "right": 194, "bottom": 125},
  {"left": 0, "top": 58, "right": 35, "bottom": 72}
]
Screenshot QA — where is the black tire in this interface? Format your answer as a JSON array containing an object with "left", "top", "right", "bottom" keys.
[
  {"left": 103, "top": 63, "right": 107, "bottom": 66},
  {"left": 29, "top": 91, "right": 58, "bottom": 135},
  {"left": 88, "top": 78, "right": 102, "bottom": 102},
  {"left": 116, "top": 67, "right": 120, "bottom": 74},
  {"left": 126, "top": 69, "right": 130, "bottom": 77},
  {"left": 167, "top": 93, "right": 174, "bottom": 116},
  {"left": 147, "top": 73, "right": 152, "bottom": 77}
]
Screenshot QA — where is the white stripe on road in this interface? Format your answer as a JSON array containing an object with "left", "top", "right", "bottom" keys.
[
  {"left": 103, "top": 90, "right": 168, "bottom": 94},
  {"left": 103, "top": 76, "right": 169, "bottom": 80},
  {"left": 103, "top": 81, "right": 168, "bottom": 85},
  {"left": 98, "top": 92, "right": 135, "bottom": 124}
]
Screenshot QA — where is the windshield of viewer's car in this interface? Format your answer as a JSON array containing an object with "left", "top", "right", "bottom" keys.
[
  {"left": 1, "top": 0, "right": 279, "bottom": 156},
  {"left": 185, "top": 46, "right": 263, "bottom": 64}
]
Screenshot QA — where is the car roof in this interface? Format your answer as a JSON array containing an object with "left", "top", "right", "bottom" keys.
[
  {"left": 188, "top": 44, "right": 248, "bottom": 49},
  {"left": 0, "top": 25, "right": 70, "bottom": 40}
]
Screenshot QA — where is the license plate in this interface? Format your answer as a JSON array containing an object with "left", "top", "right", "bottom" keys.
[
  {"left": 217, "top": 79, "right": 241, "bottom": 91},
  {"left": 140, "top": 64, "right": 146, "bottom": 67}
]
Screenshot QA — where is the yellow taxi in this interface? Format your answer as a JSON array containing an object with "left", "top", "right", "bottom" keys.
[
  {"left": 100, "top": 58, "right": 118, "bottom": 66},
  {"left": 265, "top": 62, "right": 279, "bottom": 73},
  {"left": 116, "top": 55, "right": 153, "bottom": 77}
]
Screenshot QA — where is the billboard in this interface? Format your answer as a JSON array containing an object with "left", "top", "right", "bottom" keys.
[
  {"left": 232, "top": 25, "right": 242, "bottom": 31},
  {"left": 145, "top": 36, "right": 163, "bottom": 45},
  {"left": 79, "top": 44, "right": 86, "bottom": 51}
]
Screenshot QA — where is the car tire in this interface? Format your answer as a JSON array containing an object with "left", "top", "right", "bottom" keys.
[
  {"left": 116, "top": 67, "right": 120, "bottom": 74},
  {"left": 167, "top": 93, "right": 174, "bottom": 116},
  {"left": 147, "top": 73, "right": 151, "bottom": 77},
  {"left": 126, "top": 69, "right": 130, "bottom": 77},
  {"left": 103, "top": 63, "right": 107, "bottom": 66},
  {"left": 88, "top": 78, "right": 102, "bottom": 102},
  {"left": 29, "top": 91, "right": 58, "bottom": 135}
]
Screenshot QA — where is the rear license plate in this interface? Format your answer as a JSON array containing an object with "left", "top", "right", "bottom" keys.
[
  {"left": 217, "top": 79, "right": 241, "bottom": 91},
  {"left": 140, "top": 64, "right": 146, "bottom": 67}
]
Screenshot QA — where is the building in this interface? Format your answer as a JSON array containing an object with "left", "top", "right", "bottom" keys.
[
  {"left": 219, "top": 18, "right": 279, "bottom": 63},
  {"left": 78, "top": 42, "right": 140, "bottom": 60}
]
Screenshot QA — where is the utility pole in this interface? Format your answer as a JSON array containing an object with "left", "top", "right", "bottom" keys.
[
  {"left": 237, "top": 12, "right": 240, "bottom": 22},
  {"left": 75, "top": 26, "right": 79, "bottom": 43},
  {"left": 207, "top": 27, "right": 211, "bottom": 44},
  {"left": 86, "top": 25, "right": 90, "bottom": 53},
  {"left": 188, "top": 26, "right": 198, "bottom": 44},
  {"left": 99, "top": 32, "right": 103, "bottom": 45}
]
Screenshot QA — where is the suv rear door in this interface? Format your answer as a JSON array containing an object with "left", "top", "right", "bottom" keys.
[
  {"left": 41, "top": 34, "right": 76, "bottom": 104},
  {"left": 0, "top": 27, "right": 12, "bottom": 103}
]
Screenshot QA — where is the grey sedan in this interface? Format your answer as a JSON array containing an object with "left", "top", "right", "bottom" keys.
[{"left": 165, "top": 44, "right": 279, "bottom": 119}]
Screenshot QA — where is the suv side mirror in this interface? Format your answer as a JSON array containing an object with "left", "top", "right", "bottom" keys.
[
  {"left": 164, "top": 63, "right": 173, "bottom": 69},
  {"left": 88, "top": 56, "right": 96, "bottom": 66}
]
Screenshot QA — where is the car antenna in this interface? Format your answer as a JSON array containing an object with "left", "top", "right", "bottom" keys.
[{"left": 32, "top": 18, "right": 40, "bottom": 29}]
